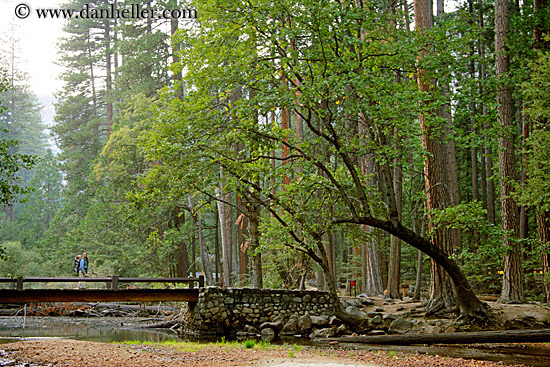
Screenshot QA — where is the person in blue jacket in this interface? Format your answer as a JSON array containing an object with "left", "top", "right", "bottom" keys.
[{"left": 78, "top": 252, "right": 89, "bottom": 289}]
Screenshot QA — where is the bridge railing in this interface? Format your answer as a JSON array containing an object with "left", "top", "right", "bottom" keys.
[{"left": 0, "top": 276, "right": 204, "bottom": 291}]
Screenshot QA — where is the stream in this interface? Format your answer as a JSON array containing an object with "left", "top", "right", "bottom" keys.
[
  {"left": 1, "top": 316, "right": 549, "bottom": 366},
  {"left": 0, "top": 316, "right": 179, "bottom": 344}
]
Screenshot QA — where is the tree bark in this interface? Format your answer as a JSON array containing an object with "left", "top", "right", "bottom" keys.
[
  {"left": 478, "top": 5, "right": 496, "bottom": 225},
  {"left": 197, "top": 209, "right": 214, "bottom": 285},
  {"left": 495, "top": 0, "right": 525, "bottom": 304},
  {"left": 537, "top": 211, "right": 550, "bottom": 304},
  {"left": 249, "top": 193, "right": 263, "bottom": 289},
  {"left": 358, "top": 150, "right": 384, "bottom": 296},
  {"left": 104, "top": 20, "right": 113, "bottom": 138},
  {"left": 414, "top": 0, "right": 456, "bottom": 313},
  {"left": 386, "top": 160, "right": 403, "bottom": 299},
  {"left": 216, "top": 181, "right": 232, "bottom": 287},
  {"left": 174, "top": 208, "right": 189, "bottom": 277}
]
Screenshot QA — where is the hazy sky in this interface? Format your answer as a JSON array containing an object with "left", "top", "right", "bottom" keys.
[{"left": 0, "top": 0, "right": 65, "bottom": 97}]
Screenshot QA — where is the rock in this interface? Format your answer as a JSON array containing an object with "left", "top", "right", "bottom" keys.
[
  {"left": 311, "top": 315, "right": 330, "bottom": 327},
  {"left": 309, "top": 326, "right": 337, "bottom": 338},
  {"left": 370, "top": 315, "right": 382, "bottom": 325},
  {"left": 298, "top": 313, "right": 313, "bottom": 333},
  {"left": 374, "top": 307, "right": 384, "bottom": 312},
  {"left": 346, "top": 306, "right": 367, "bottom": 319},
  {"left": 261, "top": 327, "right": 275, "bottom": 342},
  {"left": 329, "top": 315, "right": 343, "bottom": 326},
  {"left": 388, "top": 317, "right": 413, "bottom": 334},
  {"left": 382, "top": 314, "right": 397, "bottom": 328},
  {"left": 358, "top": 294, "right": 374, "bottom": 305},
  {"left": 345, "top": 298, "right": 363, "bottom": 308},
  {"left": 280, "top": 316, "right": 300, "bottom": 335},
  {"left": 259, "top": 320, "right": 284, "bottom": 332},
  {"left": 337, "top": 323, "right": 349, "bottom": 334}
]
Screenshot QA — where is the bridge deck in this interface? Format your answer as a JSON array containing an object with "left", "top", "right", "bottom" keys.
[
  {"left": 0, "top": 276, "right": 203, "bottom": 303},
  {"left": 0, "top": 288, "right": 199, "bottom": 303}
]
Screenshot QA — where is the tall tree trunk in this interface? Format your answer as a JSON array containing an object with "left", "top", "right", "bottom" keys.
[
  {"left": 414, "top": 0, "right": 456, "bottom": 313},
  {"left": 216, "top": 176, "right": 232, "bottom": 287},
  {"left": 104, "top": 20, "right": 113, "bottom": 138},
  {"left": 174, "top": 208, "right": 189, "bottom": 277},
  {"left": 386, "top": 159, "right": 403, "bottom": 299},
  {"left": 214, "top": 205, "right": 221, "bottom": 284},
  {"left": 533, "top": 0, "right": 549, "bottom": 304},
  {"left": 495, "top": 0, "right": 525, "bottom": 304},
  {"left": 468, "top": 0, "right": 479, "bottom": 203},
  {"left": 386, "top": 3, "right": 403, "bottom": 300},
  {"left": 478, "top": 4, "right": 496, "bottom": 225},
  {"left": 249, "top": 193, "right": 263, "bottom": 288},
  {"left": 197, "top": 209, "right": 214, "bottom": 285},
  {"left": 170, "top": 6, "right": 182, "bottom": 99},
  {"left": 537, "top": 212, "right": 550, "bottom": 303},
  {"left": 237, "top": 195, "right": 249, "bottom": 283},
  {"left": 358, "top": 144, "right": 384, "bottom": 295}
]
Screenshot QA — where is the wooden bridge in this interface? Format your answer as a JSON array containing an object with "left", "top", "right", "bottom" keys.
[{"left": 0, "top": 276, "right": 204, "bottom": 303}]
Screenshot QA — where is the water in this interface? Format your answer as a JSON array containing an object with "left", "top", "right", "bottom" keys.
[{"left": 0, "top": 316, "right": 179, "bottom": 344}]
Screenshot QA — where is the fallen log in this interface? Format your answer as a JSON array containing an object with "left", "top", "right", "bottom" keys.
[
  {"left": 136, "top": 320, "right": 177, "bottom": 329},
  {"left": 329, "top": 329, "right": 550, "bottom": 345}
]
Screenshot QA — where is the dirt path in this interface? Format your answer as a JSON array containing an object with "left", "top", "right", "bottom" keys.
[{"left": 1, "top": 339, "right": 532, "bottom": 367}]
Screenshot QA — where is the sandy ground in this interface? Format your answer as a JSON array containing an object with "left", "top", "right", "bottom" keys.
[{"left": 0, "top": 339, "right": 534, "bottom": 367}]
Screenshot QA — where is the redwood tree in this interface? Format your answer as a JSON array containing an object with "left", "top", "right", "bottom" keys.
[{"left": 495, "top": 0, "right": 525, "bottom": 304}]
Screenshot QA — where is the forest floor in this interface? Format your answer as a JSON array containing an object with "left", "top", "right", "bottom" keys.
[
  {"left": 357, "top": 296, "right": 550, "bottom": 331},
  {"left": 1, "top": 297, "right": 549, "bottom": 367}
]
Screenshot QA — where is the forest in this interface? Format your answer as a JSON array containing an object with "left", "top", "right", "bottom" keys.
[{"left": 1, "top": 0, "right": 550, "bottom": 321}]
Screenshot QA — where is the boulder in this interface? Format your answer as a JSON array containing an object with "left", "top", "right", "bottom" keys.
[
  {"left": 370, "top": 315, "right": 382, "bottom": 325},
  {"left": 388, "top": 317, "right": 413, "bottom": 334},
  {"left": 280, "top": 315, "right": 300, "bottom": 336},
  {"left": 382, "top": 314, "right": 397, "bottom": 329},
  {"left": 298, "top": 313, "right": 313, "bottom": 334},
  {"left": 345, "top": 306, "right": 367, "bottom": 319},
  {"left": 309, "top": 326, "right": 338, "bottom": 339},
  {"left": 337, "top": 323, "right": 349, "bottom": 335},
  {"left": 259, "top": 319, "right": 284, "bottom": 332},
  {"left": 345, "top": 298, "right": 363, "bottom": 308},
  {"left": 311, "top": 315, "right": 330, "bottom": 327},
  {"left": 329, "top": 315, "right": 343, "bottom": 326},
  {"left": 358, "top": 294, "right": 374, "bottom": 305}
]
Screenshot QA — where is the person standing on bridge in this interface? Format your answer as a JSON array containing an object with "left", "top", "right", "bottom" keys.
[{"left": 78, "top": 252, "right": 89, "bottom": 289}]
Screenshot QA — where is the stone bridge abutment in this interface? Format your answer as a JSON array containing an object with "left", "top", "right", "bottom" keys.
[{"left": 178, "top": 287, "right": 337, "bottom": 337}]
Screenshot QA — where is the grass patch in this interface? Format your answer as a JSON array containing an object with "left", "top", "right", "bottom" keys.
[
  {"left": 117, "top": 338, "right": 281, "bottom": 354},
  {"left": 243, "top": 339, "right": 256, "bottom": 349}
]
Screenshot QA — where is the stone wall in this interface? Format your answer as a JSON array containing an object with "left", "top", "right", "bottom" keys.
[{"left": 178, "top": 287, "right": 337, "bottom": 337}]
